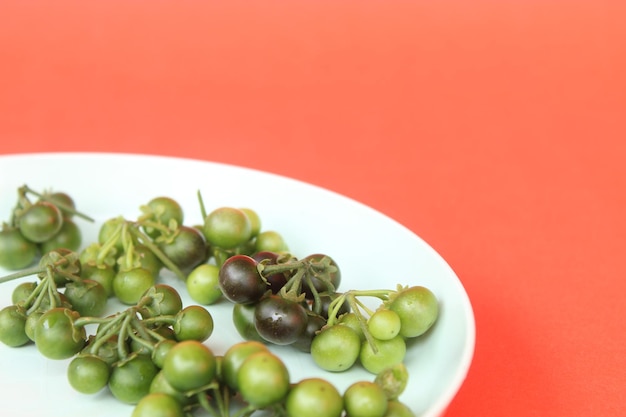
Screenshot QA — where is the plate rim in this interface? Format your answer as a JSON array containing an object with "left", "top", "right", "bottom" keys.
[{"left": 0, "top": 151, "right": 476, "bottom": 417}]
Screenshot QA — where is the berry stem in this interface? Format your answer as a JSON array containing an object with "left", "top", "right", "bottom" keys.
[
  {"left": 20, "top": 185, "right": 95, "bottom": 222},
  {"left": 0, "top": 265, "right": 44, "bottom": 284},
  {"left": 97, "top": 220, "right": 123, "bottom": 266},
  {"left": 344, "top": 293, "right": 379, "bottom": 354},
  {"left": 128, "top": 225, "right": 186, "bottom": 281}
]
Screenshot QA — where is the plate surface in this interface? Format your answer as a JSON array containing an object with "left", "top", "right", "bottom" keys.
[{"left": 0, "top": 152, "right": 475, "bottom": 417}]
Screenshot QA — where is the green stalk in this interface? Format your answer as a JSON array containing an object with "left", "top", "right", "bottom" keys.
[
  {"left": 346, "top": 288, "right": 394, "bottom": 300},
  {"left": 74, "top": 315, "right": 118, "bottom": 328},
  {"left": 46, "top": 275, "right": 59, "bottom": 309},
  {"left": 197, "top": 392, "right": 220, "bottom": 417},
  {"left": 85, "top": 315, "right": 126, "bottom": 355},
  {"left": 354, "top": 297, "right": 376, "bottom": 317},
  {"left": 116, "top": 312, "right": 133, "bottom": 360},
  {"left": 97, "top": 221, "right": 123, "bottom": 266},
  {"left": 128, "top": 225, "right": 186, "bottom": 281},
  {"left": 325, "top": 292, "right": 347, "bottom": 327},
  {"left": 305, "top": 274, "right": 323, "bottom": 315},
  {"left": 231, "top": 405, "right": 257, "bottom": 417},
  {"left": 197, "top": 190, "right": 208, "bottom": 220},
  {"left": 259, "top": 259, "right": 304, "bottom": 276},
  {"left": 141, "top": 326, "right": 168, "bottom": 343},
  {"left": 26, "top": 279, "right": 50, "bottom": 315},
  {"left": 278, "top": 267, "right": 306, "bottom": 302},
  {"left": 345, "top": 293, "right": 379, "bottom": 354},
  {"left": 0, "top": 265, "right": 44, "bottom": 284},
  {"left": 127, "top": 324, "right": 155, "bottom": 353},
  {"left": 137, "top": 219, "right": 172, "bottom": 236},
  {"left": 212, "top": 386, "right": 228, "bottom": 417},
  {"left": 20, "top": 185, "right": 95, "bottom": 222},
  {"left": 142, "top": 315, "right": 177, "bottom": 327}
]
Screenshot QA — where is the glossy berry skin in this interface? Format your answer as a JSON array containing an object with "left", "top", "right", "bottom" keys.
[
  {"left": 302, "top": 254, "right": 341, "bottom": 299},
  {"left": 162, "top": 340, "right": 217, "bottom": 393},
  {"left": 237, "top": 351, "right": 290, "bottom": 408},
  {"left": 0, "top": 305, "right": 29, "bottom": 347},
  {"left": 40, "top": 218, "right": 82, "bottom": 253},
  {"left": 202, "top": 207, "right": 252, "bottom": 249},
  {"left": 0, "top": 227, "right": 37, "bottom": 270},
  {"left": 109, "top": 355, "right": 159, "bottom": 404},
  {"left": 34, "top": 308, "right": 86, "bottom": 360},
  {"left": 158, "top": 225, "right": 207, "bottom": 272},
  {"left": 252, "top": 251, "right": 289, "bottom": 293},
  {"left": 131, "top": 392, "right": 185, "bottom": 417},
  {"left": 292, "top": 313, "right": 326, "bottom": 353},
  {"left": 310, "top": 324, "right": 361, "bottom": 372},
  {"left": 359, "top": 335, "right": 407, "bottom": 375},
  {"left": 253, "top": 295, "right": 308, "bottom": 345},
  {"left": 221, "top": 341, "right": 269, "bottom": 391},
  {"left": 388, "top": 286, "right": 439, "bottom": 338},
  {"left": 67, "top": 354, "right": 110, "bottom": 394},
  {"left": 285, "top": 378, "right": 344, "bottom": 417},
  {"left": 186, "top": 264, "right": 222, "bottom": 305},
  {"left": 343, "top": 381, "right": 389, "bottom": 417},
  {"left": 218, "top": 254, "right": 267, "bottom": 304},
  {"left": 18, "top": 201, "right": 64, "bottom": 243},
  {"left": 232, "top": 302, "right": 266, "bottom": 342}
]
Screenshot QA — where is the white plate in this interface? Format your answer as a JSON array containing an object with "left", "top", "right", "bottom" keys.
[{"left": 0, "top": 152, "right": 474, "bottom": 417}]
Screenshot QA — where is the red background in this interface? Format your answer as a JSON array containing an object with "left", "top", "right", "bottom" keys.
[{"left": 1, "top": 1, "right": 625, "bottom": 415}]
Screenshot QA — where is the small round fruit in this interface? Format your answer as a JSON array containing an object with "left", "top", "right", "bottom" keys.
[
  {"left": 240, "top": 208, "right": 261, "bottom": 237},
  {"left": 388, "top": 286, "right": 439, "bottom": 338},
  {"left": 254, "top": 295, "right": 308, "bottom": 345},
  {"left": 310, "top": 324, "right": 360, "bottom": 372},
  {"left": 0, "top": 305, "right": 29, "bottom": 347},
  {"left": 113, "top": 267, "right": 155, "bottom": 305},
  {"left": 173, "top": 305, "right": 214, "bottom": 342},
  {"left": 237, "top": 351, "right": 290, "bottom": 408},
  {"left": 162, "top": 340, "right": 217, "bottom": 393},
  {"left": 221, "top": 340, "right": 269, "bottom": 390},
  {"left": 203, "top": 207, "right": 252, "bottom": 249},
  {"left": 67, "top": 354, "right": 111, "bottom": 394},
  {"left": 34, "top": 308, "right": 86, "bottom": 360},
  {"left": 359, "top": 335, "right": 407, "bottom": 375},
  {"left": 286, "top": 378, "right": 343, "bottom": 417},
  {"left": 343, "top": 381, "right": 388, "bottom": 417},
  {"left": 0, "top": 227, "right": 38, "bottom": 270},
  {"left": 18, "top": 201, "right": 64, "bottom": 243},
  {"left": 40, "top": 218, "right": 82, "bottom": 253},
  {"left": 109, "top": 355, "right": 159, "bottom": 404},
  {"left": 383, "top": 400, "right": 415, "bottom": 416},
  {"left": 131, "top": 392, "right": 185, "bottom": 417},
  {"left": 254, "top": 230, "right": 288, "bottom": 253},
  {"left": 46, "top": 192, "right": 76, "bottom": 219},
  {"left": 218, "top": 254, "right": 267, "bottom": 304},
  {"left": 232, "top": 302, "right": 266, "bottom": 343},
  {"left": 367, "top": 309, "right": 402, "bottom": 341},
  {"left": 186, "top": 264, "right": 222, "bottom": 305}
]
